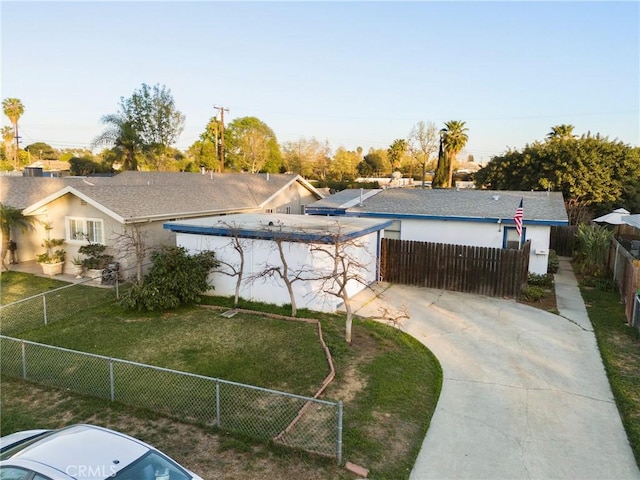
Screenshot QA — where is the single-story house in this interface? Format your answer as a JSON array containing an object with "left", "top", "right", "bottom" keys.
[
  {"left": 1, "top": 172, "right": 323, "bottom": 277},
  {"left": 306, "top": 188, "right": 569, "bottom": 275},
  {"left": 164, "top": 213, "right": 392, "bottom": 312}
]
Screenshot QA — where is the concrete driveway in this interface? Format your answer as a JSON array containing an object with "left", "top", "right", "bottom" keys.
[{"left": 347, "top": 274, "right": 639, "bottom": 479}]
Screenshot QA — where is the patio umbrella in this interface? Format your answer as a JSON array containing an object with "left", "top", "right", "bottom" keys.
[{"left": 592, "top": 208, "right": 631, "bottom": 225}]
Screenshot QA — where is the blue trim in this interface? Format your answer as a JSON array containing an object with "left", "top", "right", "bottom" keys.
[
  {"left": 164, "top": 220, "right": 393, "bottom": 244},
  {"left": 341, "top": 211, "right": 568, "bottom": 227}
]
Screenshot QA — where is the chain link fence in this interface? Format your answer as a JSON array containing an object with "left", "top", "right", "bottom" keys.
[
  {"left": 0, "top": 335, "right": 343, "bottom": 461},
  {"left": 0, "top": 274, "right": 119, "bottom": 336}
]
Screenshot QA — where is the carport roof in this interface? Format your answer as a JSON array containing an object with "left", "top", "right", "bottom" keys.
[{"left": 164, "top": 213, "right": 392, "bottom": 243}]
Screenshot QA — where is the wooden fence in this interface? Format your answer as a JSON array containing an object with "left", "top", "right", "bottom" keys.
[
  {"left": 550, "top": 225, "right": 578, "bottom": 257},
  {"left": 380, "top": 239, "right": 531, "bottom": 298},
  {"left": 607, "top": 238, "right": 640, "bottom": 328}
]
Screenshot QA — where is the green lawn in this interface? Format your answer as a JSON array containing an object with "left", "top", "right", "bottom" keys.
[
  {"left": 579, "top": 279, "right": 640, "bottom": 467},
  {"left": 0, "top": 272, "right": 442, "bottom": 479}
]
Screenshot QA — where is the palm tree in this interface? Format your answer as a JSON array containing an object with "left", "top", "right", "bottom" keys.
[
  {"left": 546, "top": 124, "right": 575, "bottom": 140},
  {"left": 92, "top": 114, "right": 141, "bottom": 170},
  {"left": 0, "top": 203, "right": 34, "bottom": 272},
  {"left": 2, "top": 98, "right": 25, "bottom": 170},
  {"left": 442, "top": 120, "right": 469, "bottom": 188}
]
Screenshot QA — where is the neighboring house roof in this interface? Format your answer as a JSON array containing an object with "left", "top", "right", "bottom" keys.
[
  {"left": 25, "top": 160, "right": 71, "bottom": 171},
  {"left": 3, "top": 172, "right": 323, "bottom": 223},
  {"left": 306, "top": 189, "right": 382, "bottom": 215},
  {"left": 308, "top": 188, "right": 568, "bottom": 226},
  {"left": 164, "top": 213, "right": 392, "bottom": 243}
]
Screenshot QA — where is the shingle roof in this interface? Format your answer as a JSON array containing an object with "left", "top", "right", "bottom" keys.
[
  {"left": 3, "top": 172, "right": 321, "bottom": 221},
  {"left": 311, "top": 188, "right": 568, "bottom": 223}
]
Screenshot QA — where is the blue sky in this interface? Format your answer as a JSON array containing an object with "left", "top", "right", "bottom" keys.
[{"left": 1, "top": 1, "right": 638, "bottom": 163}]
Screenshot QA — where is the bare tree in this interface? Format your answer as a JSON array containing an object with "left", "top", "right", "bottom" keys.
[
  {"left": 211, "top": 221, "right": 249, "bottom": 307},
  {"left": 111, "top": 223, "right": 153, "bottom": 283},
  {"left": 249, "top": 220, "right": 316, "bottom": 317},
  {"left": 408, "top": 121, "right": 439, "bottom": 188},
  {"left": 307, "top": 223, "right": 374, "bottom": 344}
]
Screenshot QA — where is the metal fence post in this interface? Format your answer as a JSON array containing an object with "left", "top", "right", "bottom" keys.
[
  {"left": 21, "top": 341, "right": 27, "bottom": 379},
  {"left": 109, "top": 359, "right": 115, "bottom": 401},
  {"left": 42, "top": 295, "right": 48, "bottom": 326},
  {"left": 215, "top": 379, "right": 221, "bottom": 427},
  {"left": 336, "top": 400, "right": 343, "bottom": 464}
]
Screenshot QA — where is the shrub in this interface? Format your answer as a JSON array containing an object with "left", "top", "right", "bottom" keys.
[
  {"left": 580, "top": 276, "right": 618, "bottom": 292},
  {"left": 78, "top": 242, "right": 113, "bottom": 270},
  {"left": 520, "top": 285, "right": 546, "bottom": 302},
  {"left": 120, "top": 246, "right": 219, "bottom": 311},
  {"left": 528, "top": 273, "right": 554, "bottom": 288},
  {"left": 547, "top": 249, "right": 559, "bottom": 274},
  {"left": 575, "top": 224, "right": 613, "bottom": 276}
]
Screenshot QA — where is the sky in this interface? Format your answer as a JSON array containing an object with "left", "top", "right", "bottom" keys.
[{"left": 1, "top": 1, "right": 638, "bottom": 163}]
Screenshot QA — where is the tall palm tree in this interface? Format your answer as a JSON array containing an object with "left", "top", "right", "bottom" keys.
[
  {"left": 2, "top": 98, "right": 25, "bottom": 170},
  {"left": 546, "top": 124, "right": 575, "bottom": 140},
  {"left": 0, "top": 203, "right": 34, "bottom": 272},
  {"left": 442, "top": 120, "right": 469, "bottom": 188},
  {"left": 93, "top": 114, "right": 141, "bottom": 171}
]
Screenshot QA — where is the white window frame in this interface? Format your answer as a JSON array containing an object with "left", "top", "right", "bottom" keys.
[{"left": 66, "top": 216, "right": 105, "bottom": 244}]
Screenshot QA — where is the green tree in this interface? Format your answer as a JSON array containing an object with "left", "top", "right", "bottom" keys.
[
  {"left": 442, "top": 120, "right": 469, "bottom": 187},
  {"left": 25, "top": 142, "right": 57, "bottom": 161},
  {"left": 2, "top": 98, "right": 24, "bottom": 170},
  {"left": 432, "top": 128, "right": 448, "bottom": 188},
  {"left": 282, "top": 137, "right": 330, "bottom": 179},
  {"left": 1, "top": 126, "right": 14, "bottom": 166},
  {"left": 226, "top": 116, "right": 282, "bottom": 173},
  {"left": 328, "top": 146, "right": 361, "bottom": 182},
  {"left": 357, "top": 151, "right": 387, "bottom": 177},
  {"left": 475, "top": 129, "right": 640, "bottom": 223},
  {"left": 0, "top": 204, "right": 34, "bottom": 272},
  {"left": 69, "top": 156, "right": 112, "bottom": 176}
]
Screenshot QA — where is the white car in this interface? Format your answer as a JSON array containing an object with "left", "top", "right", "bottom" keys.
[{"left": 0, "top": 424, "right": 203, "bottom": 480}]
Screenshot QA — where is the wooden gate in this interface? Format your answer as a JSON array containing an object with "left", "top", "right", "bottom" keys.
[
  {"left": 550, "top": 226, "right": 577, "bottom": 257},
  {"left": 380, "top": 239, "right": 530, "bottom": 298}
]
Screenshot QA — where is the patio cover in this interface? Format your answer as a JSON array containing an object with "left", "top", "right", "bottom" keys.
[{"left": 592, "top": 208, "right": 630, "bottom": 225}]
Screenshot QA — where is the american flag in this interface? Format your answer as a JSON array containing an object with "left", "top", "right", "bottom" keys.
[{"left": 514, "top": 198, "right": 524, "bottom": 237}]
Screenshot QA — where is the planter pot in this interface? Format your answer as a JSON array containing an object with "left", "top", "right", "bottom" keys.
[
  {"left": 73, "top": 264, "right": 84, "bottom": 278},
  {"left": 86, "top": 268, "right": 104, "bottom": 286},
  {"left": 40, "top": 262, "right": 64, "bottom": 276}
]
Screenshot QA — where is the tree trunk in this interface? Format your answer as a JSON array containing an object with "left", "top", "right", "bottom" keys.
[{"left": 343, "top": 293, "right": 352, "bottom": 344}]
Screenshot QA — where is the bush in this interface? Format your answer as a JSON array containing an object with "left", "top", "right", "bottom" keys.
[
  {"left": 575, "top": 224, "right": 613, "bottom": 276},
  {"left": 120, "top": 246, "right": 219, "bottom": 311},
  {"left": 520, "top": 285, "right": 546, "bottom": 302},
  {"left": 528, "top": 273, "right": 554, "bottom": 288},
  {"left": 580, "top": 276, "right": 618, "bottom": 292},
  {"left": 547, "top": 250, "right": 559, "bottom": 274}
]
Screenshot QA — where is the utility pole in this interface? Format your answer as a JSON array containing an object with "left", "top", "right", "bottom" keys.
[{"left": 214, "top": 105, "right": 229, "bottom": 173}]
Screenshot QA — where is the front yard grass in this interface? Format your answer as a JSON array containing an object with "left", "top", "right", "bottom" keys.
[
  {"left": 579, "top": 280, "right": 640, "bottom": 467},
  {"left": 0, "top": 272, "right": 442, "bottom": 479}
]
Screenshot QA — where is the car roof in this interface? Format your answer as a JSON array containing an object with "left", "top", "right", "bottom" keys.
[
  {"left": 0, "top": 430, "right": 50, "bottom": 453},
  {"left": 7, "top": 424, "right": 150, "bottom": 478}
]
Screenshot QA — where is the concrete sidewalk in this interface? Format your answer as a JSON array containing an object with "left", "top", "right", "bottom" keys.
[{"left": 347, "top": 259, "right": 639, "bottom": 479}]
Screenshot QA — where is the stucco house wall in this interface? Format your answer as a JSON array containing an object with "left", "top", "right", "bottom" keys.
[
  {"left": 167, "top": 214, "right": 387, "bottom": 313},
  {"left": 262, "top": 180, "right": 319, "bottom": 215}
]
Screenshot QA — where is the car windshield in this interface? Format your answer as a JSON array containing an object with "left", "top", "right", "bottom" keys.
[{"left": 112, "top": 451, "right": 192, "bottom": 480}]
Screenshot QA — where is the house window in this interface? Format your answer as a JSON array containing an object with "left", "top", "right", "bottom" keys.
[
  {"left": 285, "top": 206, "right": 292, "bottom": 214},
  {"left": 265, "top": 208, "right": 274, "bottom": 213},
  {"left": 503, "top": 227, "right": 525, "bottom": 249},
  {"left": 384, "top": 220, "right": 401, "bottom": 240},
  {"left": 300, "top": 204, "right": 306, "bottom": 214},
  {"left": 67, "top": 217, "right": 104, "bottom": 243}
]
